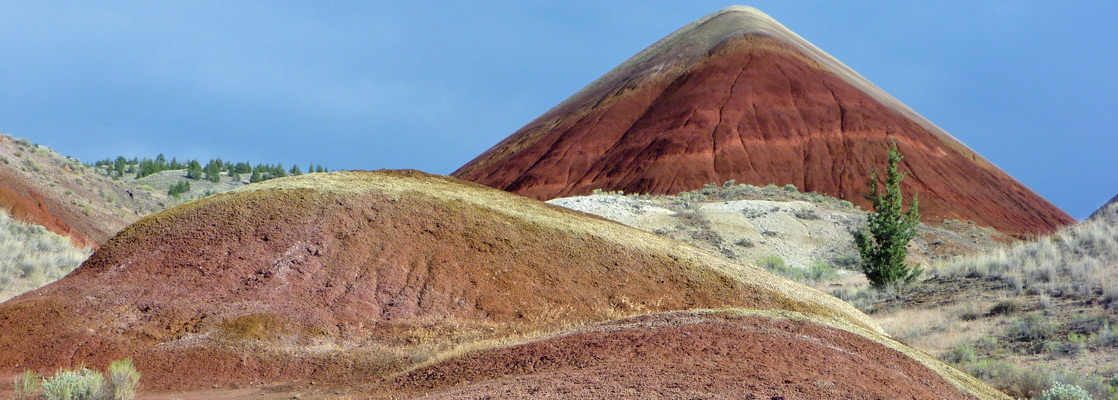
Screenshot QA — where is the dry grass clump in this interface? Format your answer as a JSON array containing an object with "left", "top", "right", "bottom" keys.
[
  {"left": 934, "top": 217, "right": 1118, "bottom": 301},
  {"left": 0, "top": 209, "right": 91, "bottom": 301}
]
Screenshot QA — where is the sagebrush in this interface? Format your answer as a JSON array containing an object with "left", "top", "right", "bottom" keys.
[{"left": 12, "top": 359, "right": 140, "bottom": 400}]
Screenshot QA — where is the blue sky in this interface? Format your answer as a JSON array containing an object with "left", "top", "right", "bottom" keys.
[{"left": 1, "top": 2, "right": 1115, "bottom": 219}]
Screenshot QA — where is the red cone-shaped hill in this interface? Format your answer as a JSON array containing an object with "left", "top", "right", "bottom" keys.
[
  {"left": 0, "top": 170, "right": 878, "bottom": 391},
  {"left": 453, "top": 6, "right": 1072, "bottom": 236}
]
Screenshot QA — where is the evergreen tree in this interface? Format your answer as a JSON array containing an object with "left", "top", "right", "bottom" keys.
[
  {"left": 289, "top": 164, "right": 302, "bottom": 176},
  {"left": 315, "top": 164, "right": 324, "bottom": 173},
  {"left": 853, "top": 140, "right": 922, "bottom": 288},
  {"left": 114, "top": 156, "right": 127, "bottom": 178},
  {"left": 203, "top": 159, "right": 223, "bottom": 183},
  {"left": 250, "top": 169, "right": 262, "bottom": 183},
  {"left": 186, "top": 160, "right": 203, "bottom": 180}
]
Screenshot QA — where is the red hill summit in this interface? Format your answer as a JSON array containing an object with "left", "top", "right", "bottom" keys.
[{"left": 454, "top": 6, "right": 1073, "bottom": 236}]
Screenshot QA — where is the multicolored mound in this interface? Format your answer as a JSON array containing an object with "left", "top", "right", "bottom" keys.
[
  {"left": 386, "top": 310, "right": 1006, "bottom": 399},
  {"left": 453, "top": 6, "right": 1072, "bottom": 236},
  {"left": 0, "top": 170, "right": 876, "bottom": 391}
]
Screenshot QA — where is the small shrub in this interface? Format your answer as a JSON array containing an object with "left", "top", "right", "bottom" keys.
[
  {"left": 734, "top": 238, "right": 754, "bottom": 248},
  {"left": 13, "top": 371, "right": 42, "bottom": 400},
  {"left": 756, "top": 255, "right": 803, "bottom": 281},
  {"left": 942, "top": 343, "right": 977, "bottom": 365},
  {"left": 13, "top": 360, "right": 139, "bottom": 400},
  {"left": 959, "top": 303, "right": 983, "bottom": 321},
  {"left": 1035, "top": 382, "right": 1091, "bottom": 400},
  {"left": 988, "top": 300, "right": 1019, "bottom": 317},
  {"left": 1009, "top": 313, "right": 1056, "bottom": 343},
  {"left": 41, "top": 367, "right": 105, "bottom": 400},
  {"left": 1046, "top": 333, "right": 1086, "bottom": 356},
  {"left": 1103, "top": 282, "right": 1118, "bottom": 307},
  {"left": 831, "top": 254, "right": 860, "bottom": 270},
  {"left": 961, "top": 359, "right": 1049, "bottom": 398},
  {"left": 793, "top": 208, "right": 820, "bottom": 220},
  {"left": 1091, "top": 320, "right": 1118, "bottom": 347},
  {"left": 22, "top": 159, "right": 40, "bottom": 173},
  {"left": 805, "top": 262, "right": 838, "bottom": 282},
  {"left": 107, "top": 359, "right": 140, "bottom": 400}
]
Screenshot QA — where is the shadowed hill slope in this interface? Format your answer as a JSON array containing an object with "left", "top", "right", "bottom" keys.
[
  {"left": 1089, "top": 193, "right": 1118, "bottom": 222},
  {"left": 0, "top": 170, "right": 879, "bottom": 391},
  {"left": 386, "top": 310, "right": 1007, "bottom": 399},
  {"left": 453, "top": 6, "right": 1072, "bottom": 236}
]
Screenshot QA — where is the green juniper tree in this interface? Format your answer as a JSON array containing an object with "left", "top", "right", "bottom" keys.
[
  {"left": 853, "top": 140, "right": 922, "bottom": 288},
  {"left": 203, "top": 159, "right": 223, "bottom": 183},
  {"left": 186, "top": 160, "right": 203, "bottom": 180}
]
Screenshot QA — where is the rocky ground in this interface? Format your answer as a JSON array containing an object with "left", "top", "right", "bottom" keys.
[{"left": 550, "top": 190, "right": 1008, "bottom": 273}]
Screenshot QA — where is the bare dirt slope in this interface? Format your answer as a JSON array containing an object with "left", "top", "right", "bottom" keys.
[
  {"left": 453, "top": 6, "right": 1072, "bottom": 236},
  {"left": 0, "top": 170, "right": 879, "bottom": 392},
  {"left": 382, "top": 310, "right": 1003, "bottom": 400}
]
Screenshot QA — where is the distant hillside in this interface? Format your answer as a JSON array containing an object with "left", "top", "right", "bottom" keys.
[
  {"left": 0, "top": 132, "right": 333, "bottom": 301},
  {"left": 0, "top": 134, "right": 160, "bottom": 247}
]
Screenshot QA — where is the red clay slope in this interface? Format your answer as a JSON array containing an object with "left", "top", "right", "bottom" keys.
[
  {"left": 0, "top": 167, "right": 96, "bottom": 248},
  {"left": 387, "top": 311, "right": 990, "bottom": 400},
  {"left": 0, "top": 170, "right": 878, "bottom": 391},
  {"left": 453, "top": 6, "right": 1073, "bottom": 236}
]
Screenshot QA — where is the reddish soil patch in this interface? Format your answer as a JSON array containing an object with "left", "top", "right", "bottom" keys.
[
  {"left": 453, "top": 12, "right": 1072, "bottom": 236},
  {"left": 0, "top": 167, "right": 97, "bottom": 248},
  {"left": 383, "top": 312, "right": 979, "bottom": 399},
  {"left": 0, "top": 171, "right": 831, "bottom": 391}
]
